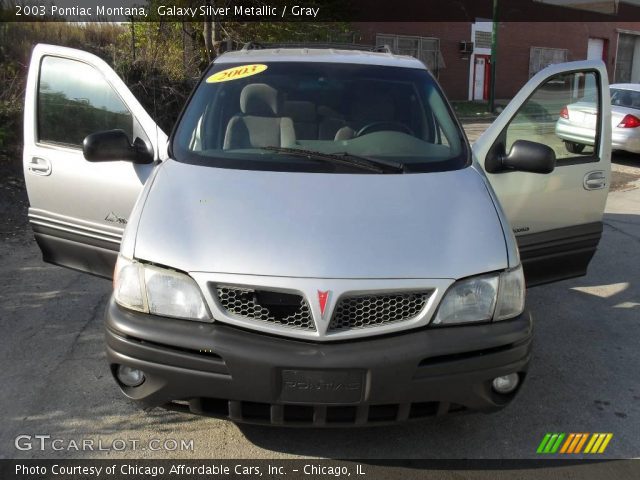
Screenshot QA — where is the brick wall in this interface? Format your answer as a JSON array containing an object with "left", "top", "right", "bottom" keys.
[
  {"left": 353, "top": 22, "right": 474, "bottom": 100},
  {"left": 353, "top": 21, "right": 640, "bottom": 101},
  {"left": 494, "top": 22, "right": 626, "bottom": 99}
]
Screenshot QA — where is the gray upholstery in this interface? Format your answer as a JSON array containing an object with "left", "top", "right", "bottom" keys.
[
  {"left": 224, "top": 84, "right": 296, "bottom": 149},
  {"left": 334, "top": 126, "right": 356, "bottom": 141},
  {"left": 224, "top": 116, "right": 296, "bottom": 149},
  {"left": 317, "top": 88, "right": 397, "bottom": 141},
  {"left": 283, "top": 100, "right": 318, "bottom": 139},
  {"left": 241, "top": 84, "right": 281, "bottom": 116},
  {"left": 317, "top": 105, "right": 347, "bottom": 140}
]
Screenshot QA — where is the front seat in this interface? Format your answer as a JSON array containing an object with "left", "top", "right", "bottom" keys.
[
  {"left": 224, "top": 84, "right": 296, "bottom": 149},
  {"left": 332, "top": 86, "right": 396, "bottom": 141}
]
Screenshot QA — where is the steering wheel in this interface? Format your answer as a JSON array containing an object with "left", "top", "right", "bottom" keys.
[{"left": 355, "top": 121, "right": 414, "bottom": 138}]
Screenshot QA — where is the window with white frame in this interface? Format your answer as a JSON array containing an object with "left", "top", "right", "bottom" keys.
[
  {"left": 529, "top": 47, "right": 569, "bottom": 77},
  {"left": 376, "top": 34, "right": 445, "bottom": 77}
]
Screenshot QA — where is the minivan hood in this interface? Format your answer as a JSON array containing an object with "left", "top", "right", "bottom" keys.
[{"left": 134, "top": 160, "right": 507, "bottom": 279}]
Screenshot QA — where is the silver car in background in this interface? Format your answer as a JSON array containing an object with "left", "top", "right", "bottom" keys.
[{"left": 556, "top": 83, "right": 640, "bottom": 154}]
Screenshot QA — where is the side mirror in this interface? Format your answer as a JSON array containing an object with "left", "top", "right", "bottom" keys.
[
  {"left": 499, "top": 139, "right": 556, "bottom": 174},
  {"left": 83, "top": 129, "right": 153, "bottom": 164}
]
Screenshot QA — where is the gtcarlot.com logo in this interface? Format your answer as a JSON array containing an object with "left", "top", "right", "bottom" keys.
[
  {"left": 14, "top": 434, "right": 194, "bottom": 452},
  {"left": 536, "top": 433, "right": 613, "bottom": 454}
]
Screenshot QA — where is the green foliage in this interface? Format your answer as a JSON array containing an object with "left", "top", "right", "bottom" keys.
[
  {"left": 0, "top": 18, "right": 354, "bottom": 159},
  {"left": 0, "top": 22, "right": 124, "bottom": 159},
  {"left": 38, "top": 89, "right": 132, "bottom": 147}
]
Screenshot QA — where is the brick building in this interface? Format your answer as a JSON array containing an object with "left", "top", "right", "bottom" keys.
[{"left": 353, "top": 21, "right": 640, "bottom": 101}]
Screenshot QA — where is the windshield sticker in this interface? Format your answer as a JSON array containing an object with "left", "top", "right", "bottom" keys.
[{"left": 206, "top": 64, "right": 268, "bottom": 83}]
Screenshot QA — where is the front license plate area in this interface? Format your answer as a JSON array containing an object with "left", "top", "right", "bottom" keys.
[{"left": 280, "top": 369, "right": 365, "bottom": 404}]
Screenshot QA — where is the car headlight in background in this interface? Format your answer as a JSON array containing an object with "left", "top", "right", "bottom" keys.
[
  {"left": 433, "top": 265, "right": 525, "bottom": 325},
  {"left": 114, "top": 256, "right": 211, "bottom": 321}
]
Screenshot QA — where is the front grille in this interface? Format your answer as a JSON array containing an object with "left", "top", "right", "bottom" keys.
[
  {"left": 215, "top": 285, "right": 315, "bottom": 331},
  {"left": 328, "top": 291, "right": 431, "bottom": 332},
  {"left": 167, "top": 398, "right": 461, "bottom": 426}
]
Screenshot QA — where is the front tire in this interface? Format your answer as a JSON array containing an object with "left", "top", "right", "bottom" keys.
[{"left": 564, "top": 141, "right": 585, "bottom": 154}]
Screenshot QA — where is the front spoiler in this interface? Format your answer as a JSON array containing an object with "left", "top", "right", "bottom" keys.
[{"left": 105, "top": 298, "right": 533, "bottom": 426}]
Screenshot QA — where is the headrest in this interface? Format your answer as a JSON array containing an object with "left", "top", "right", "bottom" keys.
[
  {"left": 283, "top": 101, "right": 317, "bottom": 122},
  {"left": 241, "top": 84, "right": 280, "bottom": 116},
  {"left": 317, "top": 105, "right": 344, "bottom": 119}
]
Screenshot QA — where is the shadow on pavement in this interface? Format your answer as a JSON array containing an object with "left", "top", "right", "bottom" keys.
[{"left": 236, "top": 213, "right": 640, "bottom": 459}]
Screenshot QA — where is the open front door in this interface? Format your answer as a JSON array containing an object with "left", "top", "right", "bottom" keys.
[
  {"left": 23, "top": 44, "right": 167, "bottom": 279},
  {"left": 473, "top": 60, "right": 611, "bottom": 286}
]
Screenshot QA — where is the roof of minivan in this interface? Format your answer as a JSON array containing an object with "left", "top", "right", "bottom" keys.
[{"left": 215, "top": 48, "right": 427, "bottom": 69}]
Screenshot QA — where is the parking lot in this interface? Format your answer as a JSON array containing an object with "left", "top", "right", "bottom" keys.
[{"left": 0, "top": 132, "right": 639, "bottom": 459}]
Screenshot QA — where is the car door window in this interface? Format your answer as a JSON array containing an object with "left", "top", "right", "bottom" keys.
[
  {"left": 504, "top": 71, "right": 601, "bottom": 163},
  {"left": 38, "top": 56, "right": 133, "bottom": 147}
]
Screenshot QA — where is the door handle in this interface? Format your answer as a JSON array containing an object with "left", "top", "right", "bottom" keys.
[
  {"left": 583, "top": 171, "right": 606, "bottom": 190},
  {"left": 28, "top": 157, "right": 51, "bottom": 176}
]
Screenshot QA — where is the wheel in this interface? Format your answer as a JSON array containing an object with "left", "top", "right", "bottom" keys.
[{"left": 564, "top": 141, "right": 585, "bottom": 154}]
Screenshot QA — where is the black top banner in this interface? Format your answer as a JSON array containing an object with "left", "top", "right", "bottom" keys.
[{"left": 4, "top": 0, "right": 640, "bottom": 22}]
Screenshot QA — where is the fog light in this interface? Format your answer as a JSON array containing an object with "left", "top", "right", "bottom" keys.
[
  {"left": 492, "top": 373, "right": 519, "bottom": 394},
  {"left": 116, "top": 365, "right": 145, "bottom": 387}
]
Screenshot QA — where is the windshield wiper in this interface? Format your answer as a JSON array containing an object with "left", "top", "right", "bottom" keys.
[{"left": 261, "top": 147, "right": 405, "bottom": 173}]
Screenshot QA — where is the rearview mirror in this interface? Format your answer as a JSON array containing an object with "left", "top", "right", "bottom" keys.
[
  {"left": 83, "top": 129, "right": 153, "bottom": 164},
  {"left": 499, "top": 139, "right": 556, "bottom": 174}
]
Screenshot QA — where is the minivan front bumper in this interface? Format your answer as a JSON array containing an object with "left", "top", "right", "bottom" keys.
[{"left": 105, "top": 298, "right": 532, "bottom": 426}]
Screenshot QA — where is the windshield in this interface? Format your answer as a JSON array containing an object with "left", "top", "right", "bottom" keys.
[
  {"left": 611, "top": 88, "right": 640, "bottom": 110},
  {"left": 172, "top": 61, "right": 469, "bottom": 173}
]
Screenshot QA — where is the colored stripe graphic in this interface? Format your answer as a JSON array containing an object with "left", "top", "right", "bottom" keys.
[
  {"left": 585, "top": 433, "right": 613, "bottom": 454},
  {"left": 544, "top": 434, "right": 559, "bottom": 453},
  {"left": 584, "top": 433, "right": 598, "bottom": 453},
  {"left": 574, "top": 433, "right": 589, "bottom": 453},
  {"left": 537, "top": 433, "right": 565, "bottom": 454},
  {"left": 550, "top": 433, "right": 565, "bottom": 453},
  {"left": 559, "top": 433, "right": 575, "bottom": 453},
  {"left": 598, "top": 434, "right": 613, "bottom": 453},
  {"left": 537, "top": 433, "right": 552, "bottom": 453},
  {"left": 567, "top": 433, "right": 583, "bottom": 453},
  {"left": 537, "top": 433, "right": 612, "bottom": 454}
]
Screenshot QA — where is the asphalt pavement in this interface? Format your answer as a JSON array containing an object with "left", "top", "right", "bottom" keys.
[{"left": 0, "top": 147, "right": 639, "bottom": 460}]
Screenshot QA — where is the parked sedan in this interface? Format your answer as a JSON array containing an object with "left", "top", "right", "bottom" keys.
[{"left": 556, "top": 83, "right": 640, "bottom": 154}]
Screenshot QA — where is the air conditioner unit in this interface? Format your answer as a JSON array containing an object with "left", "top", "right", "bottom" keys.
[{"left": 459, "top": 41, "right": 474, "bottom": 54}]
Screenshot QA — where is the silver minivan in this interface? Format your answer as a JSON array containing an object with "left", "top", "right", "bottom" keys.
[{"left": 24, "top": 44, "right": 610, "bottom": 426}]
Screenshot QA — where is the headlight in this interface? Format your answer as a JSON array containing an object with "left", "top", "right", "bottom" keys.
[
  {"left": 433, "top": 274, "right": 498, "bottom": 325},
  {"left": 433, "top": 265, "right": 525, "bottom": 325},
  {"left": 114, "top": 256, "right": 211, "bottom": 321},
  {"left": 494, "top": 265, "right": 525, "bottom": 321}
]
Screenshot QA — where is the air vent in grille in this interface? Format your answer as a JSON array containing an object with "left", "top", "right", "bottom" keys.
[
  {"left": 328, "top": 291, "right": 431, "bottom": 332},
  {"left": 215, "top": 286, "right": 315, "bottom": 331}
]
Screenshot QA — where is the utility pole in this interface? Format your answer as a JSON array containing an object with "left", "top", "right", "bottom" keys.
[
  {"left": 489, "top": 0, "right": 499, "bottom": 113},
  {"left": 203, "top": 0, "right": 214, "bottom": 62}
]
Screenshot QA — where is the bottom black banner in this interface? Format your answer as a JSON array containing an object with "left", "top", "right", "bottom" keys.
[{"left": 1, "top": 459, "right": 638, "bottom": 480}]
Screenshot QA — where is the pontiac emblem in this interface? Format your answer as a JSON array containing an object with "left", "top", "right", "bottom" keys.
[{"left": 317, "top": 290, "right": 329, "bottom": 318}]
